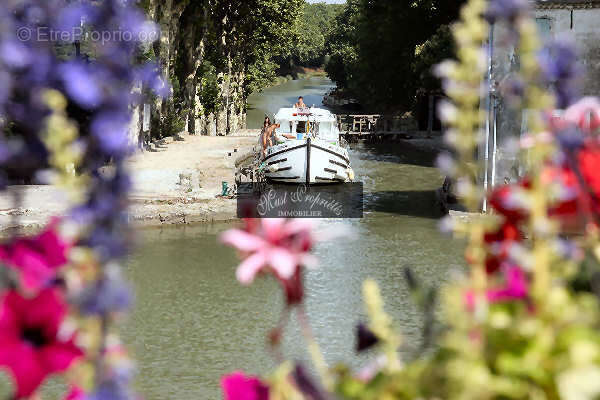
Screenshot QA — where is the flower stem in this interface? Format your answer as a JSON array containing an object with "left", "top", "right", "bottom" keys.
[{"left": 296, "top": 305, "right": 332, "bottom": 389}]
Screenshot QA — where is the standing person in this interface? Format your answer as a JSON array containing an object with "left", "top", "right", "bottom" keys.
[
  {"left": 262, "top": 123, "right": 280, "bottom": 158},
  {"left": 294, "top": 96, "right": 307, "bottom": 109},
  {"left": 259, "top": 116, "right": 271, "bottom": 154},
  {"left": 262, "top": 116, "right": 271, "bottom": 131}
]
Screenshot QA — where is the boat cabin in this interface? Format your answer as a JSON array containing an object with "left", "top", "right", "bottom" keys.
[{"left": 274, "top": 107, "right": 339, "bottom": 141}]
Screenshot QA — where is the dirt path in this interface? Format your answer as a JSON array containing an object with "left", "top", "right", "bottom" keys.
[{"left": 0, "top": 130, "right": 260, "bottom": 233}]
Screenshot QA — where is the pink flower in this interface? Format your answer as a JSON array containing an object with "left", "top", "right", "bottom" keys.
[
  {"left": 486, "top": 266, "right": 528, "bottom": 302},
  {"left": 563, "top": 97, "right": 600, "bottom": 134},
  {"left": 465, "top": 266, "right": 529, "bottom": 310},
  {"left": 221, "top": 219, "right": 319, "bottom": 305},
  {"left": 220, "top": 219, "right": 317, "bottom": 285},
  {"left": 221, "top": 371, "right": 269, "bottom": 400},
  {"left": 0, "top": 288, "right": 83, "bottom": 399},
  {"left": 0, "top": 218, "right": 72, "bottom": 292}
]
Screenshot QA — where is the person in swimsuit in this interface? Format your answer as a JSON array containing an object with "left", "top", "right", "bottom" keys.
[
  {"left": 294, "top": 96, "right": 306, "bottom": 109},
  {"left": 262, "top": 123, "right": 280, "bottom": 158}
]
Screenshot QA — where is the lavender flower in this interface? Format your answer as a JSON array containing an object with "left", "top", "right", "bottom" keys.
[
  {"left": 539, "top": 37, "right": 581, "bottom": 109},
  {"left": 58, "top": 62, "right": 102, "bottom": 109},
  {"left": 484, "top": 0, "right": 530, "bottom": 23},
  {"left": 0, "top": 0, "right": 168, "bottom": 397},
  {"left": 78, "top": 270, "right": 133, "bottom": 315}
]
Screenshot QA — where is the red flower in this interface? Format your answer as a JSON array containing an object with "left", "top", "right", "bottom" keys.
[
  {"left": 542, "top": 144, "right": 600, "bottom": 230},
  {"left": 0, "top": 218, "right": 73, "bottom": 292},
  {"left": 488, "top": 183, "right": 529, "bottom": 223},
  {"left": 0, "top": 288, "right": 83, "bottom": 398},
  {"left": 221, "top": 371, "right": 269, "bottom": 400},
  {"left": 578, "top": 144, "right": 600, "bottom": 200},
  {"left": 483, "top": 220, "right": 523, "bottom": 274}
]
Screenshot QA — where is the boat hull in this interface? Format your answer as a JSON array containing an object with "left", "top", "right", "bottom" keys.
[{"left": 263, "top": 138, "right": 352, "bottom": 184}]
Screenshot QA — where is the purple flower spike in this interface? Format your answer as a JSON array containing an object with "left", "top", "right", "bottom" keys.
[
  {"left": 539, "top": 37, "right": 581, "bottom": 109},
  {"left": 0, "top": 40, "right": 32, "bottom": 69},
  {"left": 484, "top": 0, "right": 530, "bottom": 23},
  {"left": 56, "top": 2, "right": 97, "bottom": 33},
  {"left": 91, "top": 112, "right": 131, "bottom": 156},
  {"left": 87, "top": 380, "right": 134, "bottom": 400},
  {"left": 59, "top": 62, "right": 103, "bottom": 109},
  {"left": 556, "top": 127, "right": 584, "bottom": 151},
  {"left": 135, "top": 64, "right": 171, "bottom": 98},
  {"left": 79, "top": 273, "right": 133, "bottom": 315}
]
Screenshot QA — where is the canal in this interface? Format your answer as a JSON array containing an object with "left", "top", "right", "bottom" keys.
[
  {"left": 123, "top": 78, "right": 464, "bottom": 398},
  {"left": 246, "top": 76, "right": 336, "bottom": 128},
  {"left": 0, "top": 78, "right": 465, "bottom": 399}
]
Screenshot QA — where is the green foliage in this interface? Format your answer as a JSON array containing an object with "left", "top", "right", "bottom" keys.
[
  {"left": 413, "top": 25, "right": 455, "bottom": 93},
  {"left": 324, "top": 0, "right": 360, "bottom": 90},
  {"left": 324, "top": 0, "right": 466, "bottom": 111},
  {"left": 289, "top": 2, "right": 344, "bottom": 67},
  {"left": 197, "top": 61, "right": 222, "bottom": 116}
]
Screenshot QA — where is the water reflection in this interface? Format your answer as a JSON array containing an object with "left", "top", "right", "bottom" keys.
[{"left": 247, "top": 77, "right": 335, "bottom": 128}]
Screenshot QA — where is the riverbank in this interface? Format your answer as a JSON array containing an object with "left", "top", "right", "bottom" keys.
[
  {"left": 269, "top": 67, "right": 327, "bottom": 88},
  {"left": 0, "top": 131, "right": 260, "bottom": 234}
]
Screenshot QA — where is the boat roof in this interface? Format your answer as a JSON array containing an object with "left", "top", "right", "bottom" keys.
[{"left": 274, "top": 107, "right": 336, "bottom": 122}]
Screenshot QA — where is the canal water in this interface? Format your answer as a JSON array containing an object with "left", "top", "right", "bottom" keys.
[
  {"left": 246, "top": 76, "right": 336, "bottom": 128},
  {"left": 0, "top": 78, "right": 465, "bottom": 399}
]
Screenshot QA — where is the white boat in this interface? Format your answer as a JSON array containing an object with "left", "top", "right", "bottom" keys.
[{"left": 263, "top": 107, "right": 354, "bottom": 184}]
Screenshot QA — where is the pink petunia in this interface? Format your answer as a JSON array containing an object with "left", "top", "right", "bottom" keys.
[
  {"left": 486, "top": 266, "right": 529, "bottom": 302},
  {"left": 0, "top": 218, "right": 73, "bottom": 292},
  {"left": 221, "top": 371, "right": 269, "bottom": 400},
  {"left": 220, "top": 219, "right": 317, "bottom": 285},
  {"left": 465, "top": 266, "right": 529, "bottom": 310},
  {"left": 0, "top": 288, "right": 83, "bottom": 399}
]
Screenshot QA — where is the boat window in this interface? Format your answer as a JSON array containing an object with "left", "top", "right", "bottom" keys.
[{"left": 296, "top": 121, "right": 306, "bottom": 133}]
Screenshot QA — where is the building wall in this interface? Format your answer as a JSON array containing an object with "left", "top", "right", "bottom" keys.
[
  {"left": 534, "top": 7, "right": 600, "bottom": 96},
  {"left": 484, "top": 6, "right": 600, "bottom": 191}
]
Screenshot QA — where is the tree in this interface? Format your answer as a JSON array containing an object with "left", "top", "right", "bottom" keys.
[{"left": 325, "top": 0, "right": 466, "bottom": 112}]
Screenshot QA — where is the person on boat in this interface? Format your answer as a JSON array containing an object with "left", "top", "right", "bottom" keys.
[
  {"left": 262, "top": 116, "right": 271, "bottom": 131},
  {"left": 262, "top": 123, "right": 280, "bottom": 158},
  {"left": 294, "top": 96, "right": 306, "bottom": 109},
  {"left": 262, "top": 123, "right": 296, "bottom": 158}
]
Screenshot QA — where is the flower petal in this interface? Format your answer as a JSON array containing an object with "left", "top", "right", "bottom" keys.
[
  {"left": 38, "top": 340, "right": 84, "bottom": 374},
  {"left": 268, "top": 248, "right": 297, "bottom": 280},
  {"left": 261, "top": 219, "right": 286, "bottom": 242},
  {"left": 236, "top": 252, "right": 268, "bottom": 285},
  {"left": 220, "top": 229, "right": 266, "bottom": 253},
  {"left": 0, "top": 340, "right": 46, "bottom": 398},
  {"left": 17, "top": 289, "right": 67, "bottom": 340}
]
